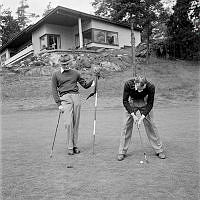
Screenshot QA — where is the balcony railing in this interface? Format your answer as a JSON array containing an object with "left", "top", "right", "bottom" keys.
[{"left": 5, "top": 45, "right": 34, "bottom": 66}]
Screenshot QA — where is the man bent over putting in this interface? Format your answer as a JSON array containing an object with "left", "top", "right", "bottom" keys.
[{"left": 117, "top": 76, "right": 166, "bottom": 161}]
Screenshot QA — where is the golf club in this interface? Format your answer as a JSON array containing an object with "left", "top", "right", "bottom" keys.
[
  {"left": 50, "top": 110, "right": 61, "bottom": 158},
  {"left": 137, "top": 124, "right": 149, "bottom": 163}
]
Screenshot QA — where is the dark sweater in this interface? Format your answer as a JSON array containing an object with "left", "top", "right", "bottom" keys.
[
  {"left": 123, "top": 79, "right": 155, "bottom": 116},
  {"left": 52, "top": 69, "right": 93, "bottom": 106}
]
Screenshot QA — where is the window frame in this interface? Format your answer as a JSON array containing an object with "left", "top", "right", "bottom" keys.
[
  {"left": 92, "top": 28, "right": 119, "bottom": 46},
  {"left": 75, "top": 29, "right": 93, "bottom": 48},
  {"left": 40, "top": 34, "right": 61, "bottom": 50},
  {"left": 75, "top": 28, "right": 119, "bottom": 48}
]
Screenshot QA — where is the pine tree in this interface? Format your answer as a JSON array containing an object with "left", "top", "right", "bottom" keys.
[
  {"left": 0, "top": 6, "right": 21, "bottom": 46},
  {"left": 167, "top": 0, "right": 199, "bottom": 60},
  {"left": 42, "top": 2, "right": 54, "bottom": 17},
  {"left": 16, "top": 0, "right": 39, "bottom": 30}
]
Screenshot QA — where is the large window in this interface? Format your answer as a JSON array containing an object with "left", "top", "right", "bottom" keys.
[
  {"left": 93, "top": 30, "right": 106, "bottom": 43},
  {"left": 83, "top": 29, "right": 92, "bottom": 45},
  {"left": 75, "top": 29, "right": 92, "bottom": 48},
  {"left": 40, "top": 34, "right": 61, "bottom": 50},
  {"left": 106, "top": 32, "right": 118, "bottom": 45},
  {"left": 93, "top": 29, "right": 118, "bottom": 45},
  {"left": 75, "top": 28, "right": 119, "bottom": 48}
]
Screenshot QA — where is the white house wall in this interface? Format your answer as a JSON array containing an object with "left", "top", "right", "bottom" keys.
[
  {"left": 91, "top": 19, "right": 141, "bottom": 48},
  {"left": 31, "top": 20, "right": 141, "bottom": 54},
  {"left": 0, "top": 49, "right": 10, "bottom": 66},
  {"left": 32, "top": 24, "right": 74, "bottom": 54}
]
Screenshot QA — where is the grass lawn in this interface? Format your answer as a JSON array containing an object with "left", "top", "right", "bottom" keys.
[{"left": 1, "top": 57, "right": 200, "bottom": 200}]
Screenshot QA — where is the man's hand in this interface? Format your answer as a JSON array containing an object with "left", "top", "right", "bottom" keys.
[
  {"left": 131, "top": 113, "right": 138, "bottom": 123},
  {"left": 91, "top": 80, "right": 95, "bottom": 87},
  {"left": 137, "top": 114, "right": 145, "bottom": 127},
  {"left": 58, "top": 105, "right": 64, "bottom": 113}
]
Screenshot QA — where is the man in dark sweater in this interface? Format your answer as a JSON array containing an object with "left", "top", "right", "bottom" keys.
[
  {"left": 52, "top": 54, "right": 94, "bottom": 155},
  {"left": 118, "top": 76, "right": 166, "bottom": 161}
]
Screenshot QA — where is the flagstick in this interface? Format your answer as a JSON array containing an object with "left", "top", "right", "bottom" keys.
[{"left": 92, "top": 76, "right": 98, "bottom": 154}]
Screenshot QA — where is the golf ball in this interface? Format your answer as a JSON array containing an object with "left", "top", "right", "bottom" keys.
[{"left": 140, "top": 161, "right": 144, "bottom": 164}]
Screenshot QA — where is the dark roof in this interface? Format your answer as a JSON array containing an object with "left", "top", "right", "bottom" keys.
[{"left": 0, "top": 6, "right": 142, "bottom": 53}]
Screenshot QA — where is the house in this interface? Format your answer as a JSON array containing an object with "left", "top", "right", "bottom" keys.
[{"left": 0, "top": 6, "right": 141, "bottom": 66}]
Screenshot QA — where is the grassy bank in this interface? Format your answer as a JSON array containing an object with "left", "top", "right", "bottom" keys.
[{"left": 1, "top": 57, "right": 199, "bottom": 112}]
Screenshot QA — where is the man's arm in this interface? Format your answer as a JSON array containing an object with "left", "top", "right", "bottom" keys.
[
  {"left": 52, "top": 72, "right": 61, "bottom": 106},
  {"left": 141, "top": 84, "right": 155, "bottom": 116},
  {"left": 123, "top": 82, "right": 134, "bottom": 114},
  {"left": 78, "top": 73, "right": 93, "bottom": 89}
]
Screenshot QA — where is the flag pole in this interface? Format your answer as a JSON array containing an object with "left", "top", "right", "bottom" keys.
[
  {"left": 86, "top": 67, "right": 100, "bottom": 155},
  {"left": 92, "top": 75, "right": 98, "bottom": 154}
]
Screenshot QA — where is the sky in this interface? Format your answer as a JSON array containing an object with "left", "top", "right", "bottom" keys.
[
  {"left": 1, "top": 0, "right": 176, "bottom": 23},
  {"left": 1, "top": 0, "right": 95, "bottom": 22}
]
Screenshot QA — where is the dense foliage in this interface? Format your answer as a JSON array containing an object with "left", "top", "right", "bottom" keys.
[
  {"left": 92, "top": 0, "right": 167, "bottom": 41},
  {"left": 92, "top": 0, "right": 200, "bottom": 60},
  {"left": 167, "top": 0, "right": 200, "bottom": 60},
  {"left": 42, "top": 2, "right": 54, "bottom": 17},
  {"left": 16, "top": 0, "right": 39, "bottom": 30},
  {"left": 0, "top": 8, "right": 21, "bottom": 46}
]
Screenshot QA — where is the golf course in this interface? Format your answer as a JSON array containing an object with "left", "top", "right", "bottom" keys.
[{"left": 1, "top": 57, "right": 199, "bottom": 200}]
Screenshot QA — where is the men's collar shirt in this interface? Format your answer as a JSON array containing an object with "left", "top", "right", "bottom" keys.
[
  {"left": 123, "top": 79, "right": 155, "bottom": 116},
  {"left": 61, "top": 67, "right": 70, "bottom": 73}
]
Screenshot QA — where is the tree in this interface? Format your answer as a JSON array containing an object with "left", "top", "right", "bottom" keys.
[
  {"left": 16, "top": 0, "right": 39, "bottom": 30},
  {"left": 92, "top": 0, "right": 166, "bottom": 74},
  {"left": 92, "top": 0, "right": 166, "bottom": 39},
  {"left": 167, "top": 0, "right": 200, "bottom": 60},
  {"left": 0, "top": 6, "right": 21, "bottom": 46},
  {"left": 42, "top": 2, "right": 54, "bottom": 17},
  {"left": 151, "top": 10, "right": 170, "bottom": 40},
  {"left": 189, "top": 0, "right": 200, "bottom": 31},
  {"left": 91, "top": 0, "right": 113, "bottom": 18}
]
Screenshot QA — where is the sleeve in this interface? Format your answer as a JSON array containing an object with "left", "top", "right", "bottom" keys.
[
  {"left": 141, "top": 84, "right": 155, "bottom": 116},
  {"left": 123, "top": 82, "right": 134, "bottom": 114},
  {"left": 78, "top": 73, "right": 93, "bottom": 89},
  {"left": 51, "top": 72, "right": 61, "bottom": 106}
]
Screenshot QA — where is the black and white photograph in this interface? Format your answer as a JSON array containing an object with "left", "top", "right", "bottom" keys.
[{"left": 0, "top": 0, "right": 199, "bottom": 199}]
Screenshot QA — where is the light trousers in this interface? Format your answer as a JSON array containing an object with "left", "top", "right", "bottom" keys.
[
  {"left": 118, "top": 100, "right": 163, "bottom": 155},
  {"left": 60, "top": 93, "right": 81, "bottom": 150}
]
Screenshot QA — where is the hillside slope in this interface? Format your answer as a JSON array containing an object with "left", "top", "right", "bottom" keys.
[{"left": 1, "top": 57, "right": 199, "bottom": 113}]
